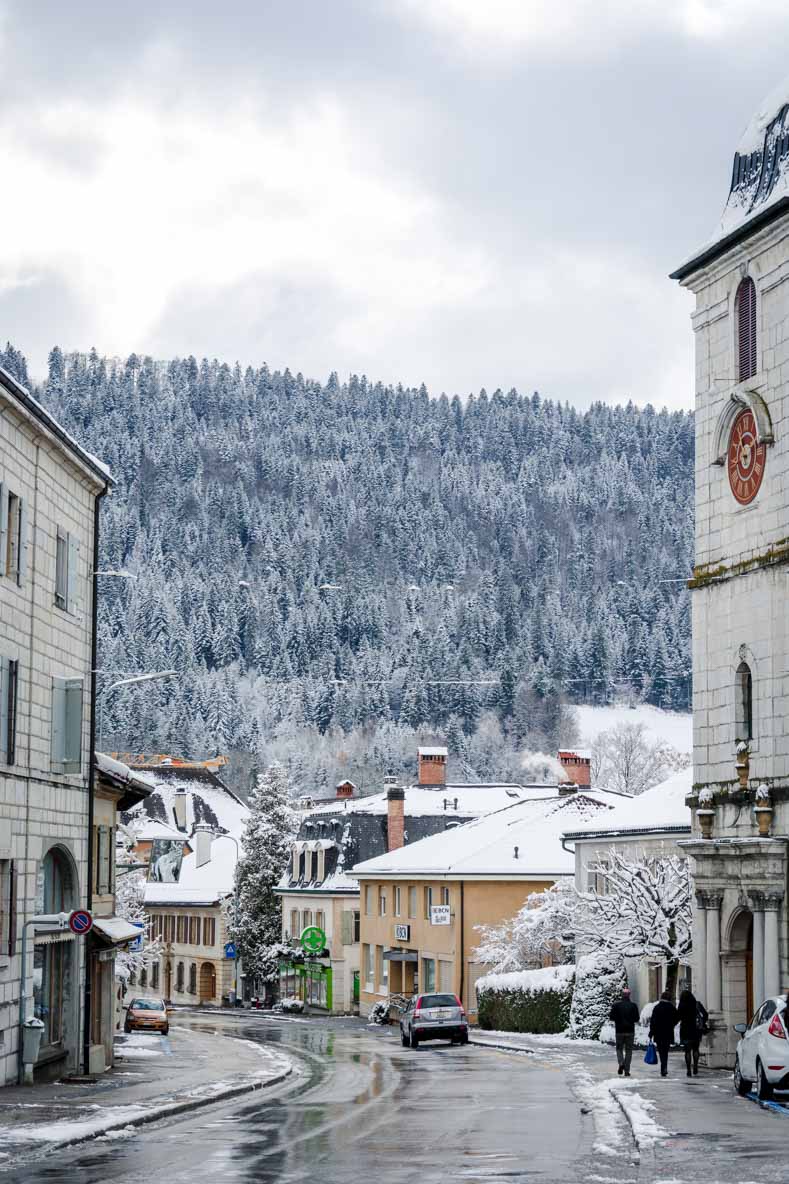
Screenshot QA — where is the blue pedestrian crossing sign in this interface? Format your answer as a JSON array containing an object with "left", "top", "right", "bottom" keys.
[{"left": 224, "top": 941, "right": 236, "bottom": 959}]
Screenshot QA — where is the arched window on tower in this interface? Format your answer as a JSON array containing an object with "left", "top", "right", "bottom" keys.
[
  {"left": 736, "top": 277, "right": 757, "bottom": 381},
  {"left": 736, "top": 661, "right": 753, "bottom": 742}
]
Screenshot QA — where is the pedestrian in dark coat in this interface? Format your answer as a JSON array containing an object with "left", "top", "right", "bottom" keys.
[
  {"left": 609, "top": 987, "right": 640, "bottom": 1076},
  {"left": 649, "top": 990, "right": 679, "bottom": 1076},
  {"left": 677, "top": 989, "right": 707, "bottom": 1076}
]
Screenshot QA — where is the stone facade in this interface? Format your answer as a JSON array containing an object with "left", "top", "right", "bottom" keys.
[
  {"left": 675, "top": 119, "right": 789, "bottom": 1065},
  {"left": 0, "top": 366, "right": 109, "bottom": 1085}
]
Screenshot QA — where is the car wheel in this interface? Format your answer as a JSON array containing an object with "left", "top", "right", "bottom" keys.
[
  {"left": 460, "top": 1032, "right": 469, "bottom": 1046},
  {"left": 734, "top": 1056, "right": 751, "bottom": 1096},
  {"left": 756, "top": 1060, "right": 773, "bottom": 1101},
  {"left": 124, "top": 1024, "right": 132, "bottom": 1034},
  {"left": 400, "top": 1027, "right": 409, "bottom": 1047},
  {"left": 409, "top": 1028, "right": 419, "bottom": 1049},
  {"left": 163, "top": 1026, "right": 169, "bottom": 1037}
]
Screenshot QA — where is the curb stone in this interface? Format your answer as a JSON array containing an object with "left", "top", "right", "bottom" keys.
[
  {"left": 0, "top": 1062, "right": 294, "bottom": 1168},
  {"left": 468, "top": 1037, "right": 534, "bottom": 1056}
]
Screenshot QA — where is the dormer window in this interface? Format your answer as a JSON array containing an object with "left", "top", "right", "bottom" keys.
[
  {"left": 304, "top": 849, "right": 313, "bottom": 882},
  {"left": 316, "top": 848, "right": 325, "bottom": 883},
  {"left": 736, "top": 276, "right": 757, "bottom": 381},
  {"left": 292, "top": 846, "right": 300, "bottom": 881}
]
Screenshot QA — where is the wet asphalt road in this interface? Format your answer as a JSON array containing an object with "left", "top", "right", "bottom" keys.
[{"left": 2, "top": 1014, "right": 596, "bottom": 1184}]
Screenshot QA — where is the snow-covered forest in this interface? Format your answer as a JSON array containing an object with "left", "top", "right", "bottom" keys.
[{"left": 0, "top": 344, "right": 693, "bottom": 795}]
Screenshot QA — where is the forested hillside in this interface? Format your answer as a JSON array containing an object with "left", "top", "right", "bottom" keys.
[{"left": 1, "top": 345, "right": 693, "bottom": 794}]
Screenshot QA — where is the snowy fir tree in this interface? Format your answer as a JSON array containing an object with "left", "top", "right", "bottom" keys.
[
  {"left": 231, "top": 763, "right": 297, "bottom": 985},
  {"left": 0, "top": 341, "right": 693, "bottom": 792}
]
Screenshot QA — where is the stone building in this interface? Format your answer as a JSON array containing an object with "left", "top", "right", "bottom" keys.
[
  {"left": 672, "top": 78, "right": 789, "bottom": 1066},
  {"left": 0, "top": 364, "right": 111, "bottom": 1084}
]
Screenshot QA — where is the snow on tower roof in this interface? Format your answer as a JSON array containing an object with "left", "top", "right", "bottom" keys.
[
  {"left": 352, "top": 790, "right": 616, "bottom": 880},
  {"left": 560, "top": 767, "right": 693, "bottom": 840},
  {"left": 673, "top": 76, "right": 789, "bottom": 280}
]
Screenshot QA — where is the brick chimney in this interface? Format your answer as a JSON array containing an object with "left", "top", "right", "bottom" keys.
[
  {"left": 336, "top": 780, "right": 355, "bottom": 800},
  {"left": 387, "top": 784, "right": 405, "bottom": 851},
  {"left": 557, "top": 749, "right": 591, "bottom": 790},
  {"left": 417, "top": 746, "right": 447, "bottom": 787}
]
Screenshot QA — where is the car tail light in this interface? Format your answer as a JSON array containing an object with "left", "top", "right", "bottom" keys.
[{"left": 768, "top": 1013, "right": 787, "bottom": 1040}]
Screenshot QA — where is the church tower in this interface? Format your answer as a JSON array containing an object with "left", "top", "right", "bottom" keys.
[{"left": 673, "top": 81, "right": 789, "bottom": 1069}]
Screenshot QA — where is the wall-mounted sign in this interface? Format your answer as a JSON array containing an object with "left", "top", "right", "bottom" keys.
[
  {"left": 430, "top": 905, "right": 451, "bottom": 926},
  {"left": 300, "top": 926, "right": 326, "bottom": 954},
  {"left": 394, "top": 923, "right": 410, "bottom": 941}
]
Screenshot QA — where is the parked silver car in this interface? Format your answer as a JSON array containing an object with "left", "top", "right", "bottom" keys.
[
  {"left": 399, "top": 993, "right": 469, "bottom": 1048},
  {"left": 734, "top": 996, "right": 789, "bottom": 1099}
]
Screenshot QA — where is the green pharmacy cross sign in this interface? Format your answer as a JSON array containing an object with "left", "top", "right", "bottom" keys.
[{"left": 300, "top": 925, "right": 326, "bottom": 955}]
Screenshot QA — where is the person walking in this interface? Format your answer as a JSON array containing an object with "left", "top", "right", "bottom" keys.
[
  {"left": 677, "top": 988, "right": 708, "bottom": 1076},
  {"left": 649, "top": 990, "right": 679, "bottom": 1077},
  {"left": 609, "top": 987, "right": 640, "bottom": 1077}
]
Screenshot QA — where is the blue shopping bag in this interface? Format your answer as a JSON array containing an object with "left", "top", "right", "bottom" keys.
[{"left": 644, "top": 1041, "right": 658, "bottom": 1066}]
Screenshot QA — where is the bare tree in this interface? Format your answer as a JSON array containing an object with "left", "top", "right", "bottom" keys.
[{"left": 592, "top": 722, "right": 672, "bottom": 795}]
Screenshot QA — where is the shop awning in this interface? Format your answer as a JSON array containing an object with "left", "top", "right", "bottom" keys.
[
  {"left": 382, "top": 950, "right": 418, "bottom": 962},
  {"left": 91, "top": 917, "right": 141, "bottom": 946}
]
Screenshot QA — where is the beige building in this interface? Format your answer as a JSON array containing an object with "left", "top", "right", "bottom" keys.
[
  {"left": 353, "top": 785, "right": 618, "bottom": 1016},
  {"left": 277, "top": 748, "right": 573, "bottom": 1013},
  {"left": 122, "top": 756, "right": 248, "bottom": 1007},
  {"left": 0, "top": 364, "right": 111, "bottom": 1085}
]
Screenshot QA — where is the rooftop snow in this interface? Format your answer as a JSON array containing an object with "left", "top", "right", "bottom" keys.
[
  {"left": 305, "top": 782, "right": 559, "bottom": 818},
  {"left": 561, "top": 767, "right": 693, "bottom": 839},
  {"left": 351, "top": 790, "right": 617, "bottom": 879},
  {"left": 673, "top": 77, "right": 789, "bottom": 279},
  {"left": 418, "top": 746, "right": 447, "bottom": 757}
]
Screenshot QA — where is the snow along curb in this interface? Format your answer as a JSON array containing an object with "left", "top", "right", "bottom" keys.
[
  {"left": 468, "top": 1035, "right": 535, "bottom": 1055},
  {"left": 1, "top": 1061, "right": 294, "bottom": 1165}
]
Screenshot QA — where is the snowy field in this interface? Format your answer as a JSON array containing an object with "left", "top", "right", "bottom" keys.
[{"left": 575, "top": 704, "right": 692, "bottom": 754}]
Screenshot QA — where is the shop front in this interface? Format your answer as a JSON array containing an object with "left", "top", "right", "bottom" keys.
[{"left": 278, "top": 957, "right": 333, "bottom": 1011}]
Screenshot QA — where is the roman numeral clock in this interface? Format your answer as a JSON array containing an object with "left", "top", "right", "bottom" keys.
[{"left": 727, "top": 407, "right": 766, "bottom": 505}]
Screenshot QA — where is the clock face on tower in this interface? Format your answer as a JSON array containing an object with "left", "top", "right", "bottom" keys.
[{"left": 727, "top": 407, "right": 766, "bottom": 505}]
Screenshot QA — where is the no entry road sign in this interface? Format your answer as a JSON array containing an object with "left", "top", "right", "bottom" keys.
[{"left": 68, "top": 909, "right": 93, "bottom": 936}]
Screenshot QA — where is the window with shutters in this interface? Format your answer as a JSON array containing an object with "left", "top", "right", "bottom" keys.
[
  {"left": 54, "top": 527, "right": 80, "bottom": 613},
  {"left": 315, "top": 909, "right": 325, "bottom": 932},
  {"left": 204, "top": 917, "right": 216, "bottom": 946},
  {"left": 188, "top": 963, "right": 197, "bottom": 994},
  {"left": 289, "top": 909, "right": 299, "bottom": 940},
  {"left": 177, "top": 915, "right": 187, "bottom": 943},
  {"left": 0, "top": 861, "right": 16, "bottom": 956},
  {"left": 176, "top": 962, "right": 184, "bottom": 993},
  {"left": 0, "top": 658, "right": 18, "bottom": 766},
  {"left": 51, "top": 676, "right": 83, "bottom": 774},
  {"left": 736, "top": 276, "right": 757, "bottom": 382},
  {"left": 94, "top": 826, "right": 113, "bottom": 895},
  {"left": 0, "top": 485, "right": 27, "bottom": 586},
  {"left": 189, "top": 916, "right": 201, "bottom": 945},
  {"left": 424, "top": 886, "right": 433, "bottom": 920}
]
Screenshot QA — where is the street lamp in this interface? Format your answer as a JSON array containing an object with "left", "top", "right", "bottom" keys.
[{"left": 97, "top": 670, "right": 177, "bottom": 751}]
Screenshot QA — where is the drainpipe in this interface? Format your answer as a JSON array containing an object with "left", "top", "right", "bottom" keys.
[
  {"left": 458, "top": 881, "right": 465, "bottom": 1010},
  {"left": 83, "top": 485, "right": 108, "bottom": 1076}
]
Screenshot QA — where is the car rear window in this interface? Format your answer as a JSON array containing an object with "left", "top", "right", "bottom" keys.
[
  {"left": 130, "top": 999, "right": 164, "bottom": 1011},
  {"left": 419, "top": 994, "right": 458, "bottom": 1008}
]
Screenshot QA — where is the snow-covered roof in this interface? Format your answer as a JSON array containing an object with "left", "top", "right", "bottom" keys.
[
  {"left": 92, "top": 917, "right": 141, "bottom": 946},
  {"left": 123, "top": 765, "right": 248, "bottom": 907},
  {"left": 0, "top": 365, "right": 112, "bottom": 485},
  {"left": 351, "top": 790, "right": 618, "bottom": 880},
  {"left": 418, "top": 746, "right": 447, "bottom": 757},
  {"left": 96, "top": 752, "right": 152, "bottom": 805},
  {"left": 673, "top": 77, "right": 789, "bottom": 280},
  {"left": 306, "top": 782, "right": 557, "bottom": 819},
  {"left": 560, "top": 768, "right": 693, "bottom": 841}
]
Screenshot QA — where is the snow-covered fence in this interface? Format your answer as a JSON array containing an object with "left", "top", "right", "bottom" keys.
[{"left": 476, "top": 965, "right": 575, "bottom": 1034}]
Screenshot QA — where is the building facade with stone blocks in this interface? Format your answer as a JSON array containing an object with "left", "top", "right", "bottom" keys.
[
  {"left": 672, "top": 79, "right": 789, "bottom": 1066},
  {"left": 0, "top": 364, "right": 111, "bottom": 1085}
]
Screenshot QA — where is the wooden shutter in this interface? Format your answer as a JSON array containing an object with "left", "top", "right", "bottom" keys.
[
  {"left": 0, "top": 660, "right": 8, "bottom": 765},
  {"left": 64, "top": 677, "right": 83, "bottom": 773},
  {"left": 7, "top": 660, "right": 17, "bottom": 766},
  {"left": 98, "top": 826, "right": 111, "bottom": 894},
  {"left": 51, "top": 677, "right": 67, "bottom": 771},
  {"left": 737, "top": 277, "right": 757, "bottom": 381},
  {"left": 0, "top": 485, "right": 7, "bottom": 579},
  {"left": 17, "top": 499, "right": 27, "bottom": 586},
  {"left": 67, "top": 533, "right": 80, "bottom": 615}
]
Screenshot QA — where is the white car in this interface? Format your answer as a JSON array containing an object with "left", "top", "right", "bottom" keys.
[{"left": 734, "top": 996, "right": 789, "bottom": 1099}]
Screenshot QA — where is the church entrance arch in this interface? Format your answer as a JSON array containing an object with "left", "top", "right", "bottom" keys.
[{"left": 724, "top": 908, "right": 754, "bottom": 1031}]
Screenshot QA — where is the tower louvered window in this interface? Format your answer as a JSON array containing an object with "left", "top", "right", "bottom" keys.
[{"left": 736, "top": 276, "right": 757, "bottom": 381}]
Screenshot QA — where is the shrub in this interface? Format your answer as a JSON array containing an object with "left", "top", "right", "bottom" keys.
[
  {"left": 476, "top": 965, "right": 575, "bottom": 1033},
  {"left": 568, "top": 949, "right": 627, "bottom": 1039}
]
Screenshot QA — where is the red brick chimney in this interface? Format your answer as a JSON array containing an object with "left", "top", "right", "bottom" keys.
[
  {"left": 336, "top": 780, "right": 355, "bottom": 800},
  {"left": 557, "top": 749, "right": 591, "bottom": 790},
  {"left": 417, "top": 746, "right": 447, "bottom": 787},
  {"left": 387, "top": 785, "right": 405, "bottom": 851}
]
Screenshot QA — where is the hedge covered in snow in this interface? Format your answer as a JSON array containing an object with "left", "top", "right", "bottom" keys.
[
  {"left": 476, "top": 964, "right": 575, "bottom": 1033},
  {"left": 568, "top": 950, "right": 627, "bottom": 1039}
]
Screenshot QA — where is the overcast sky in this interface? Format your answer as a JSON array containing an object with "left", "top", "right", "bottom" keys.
[{"left": 2, "top": 1, "right": 789, "bottom": 409}]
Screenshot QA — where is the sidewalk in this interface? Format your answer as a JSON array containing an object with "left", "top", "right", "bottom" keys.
[
  {"left": 0, "top": 1022, "right": 294, "bottom": 1165},
  {"left": 470, "top": 1028, "right": 787, "bottom": 1175}
]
